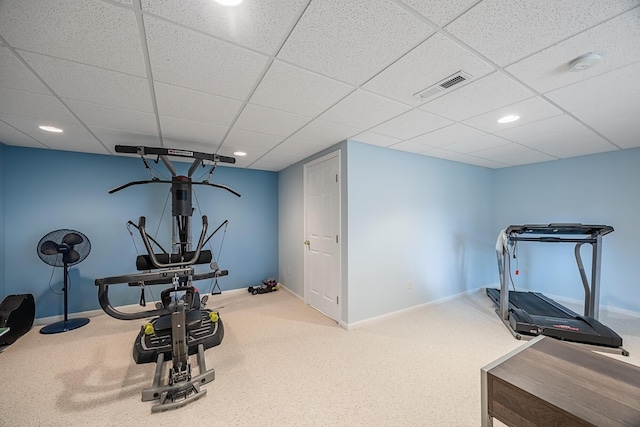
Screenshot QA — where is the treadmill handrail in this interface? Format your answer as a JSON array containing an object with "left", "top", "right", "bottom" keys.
[
  {"left": 510, "top": 236, "right": 598, "bottom": 244},
  {"left": 575, "top": 242, "right": 592, "bottom": 311},
  {"left": 499, "top": 223, "right": 612, "bottom": 320},
  {"left": 506, "top": 223, "right": 614, "bottom": 237}
]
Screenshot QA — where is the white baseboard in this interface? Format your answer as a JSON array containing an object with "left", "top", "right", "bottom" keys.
[
  {"left": 345, "top": 287, "right": 484, "bottom": 330},
  {"left": 278, "top": 283, "right": 304, "bottom": 301},
  {"left": 545, "top": 293, "right": 640, "bottom": 319},
  {"left": 278, "top": 283, "right": 350, "bottom": 329}
]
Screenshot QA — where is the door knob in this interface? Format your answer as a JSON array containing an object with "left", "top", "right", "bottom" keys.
[{"left": 304, "top": 240, "right": 310, "bottom": 246}]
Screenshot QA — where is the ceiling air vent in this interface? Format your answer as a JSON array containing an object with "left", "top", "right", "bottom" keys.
[{"left": 413, "top": 71, "right": 473, "bottom": 100}]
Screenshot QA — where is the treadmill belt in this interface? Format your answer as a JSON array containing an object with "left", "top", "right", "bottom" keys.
[
  {"left": 508, "top": 291, "right": 571, "bottom": 318},
  {"left": 486, "top": 288, "right": 624, "bottom": 348}
]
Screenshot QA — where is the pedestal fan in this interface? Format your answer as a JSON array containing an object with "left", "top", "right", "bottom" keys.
[{"left": 37, "top": 229, "right": 91, "bottom": 334}]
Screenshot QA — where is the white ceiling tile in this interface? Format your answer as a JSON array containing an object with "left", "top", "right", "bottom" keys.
[
  {"left": 0, "top": 0, "right": 146, "bottom": 76},
  {"left": 278, "top": 0, "right": 433, "bottom": 85},
  {"left": 363, "top": 33, "right": 494, "bottom": 106},
  {"left": 266, "top": 138, "right": 330, "bottom": 160},
  {"left": 1, "top": 0, "right": 637, "bottom": 170},
  {"left": 445, "top": 134, "right": 513, "bottom": 154},
  {"left": 0, "top": 47, "right": 50, "bottom": 94},
  {"left": 0, "top": 87, "right": 78, "bottom": 123},
  {"left": 0, "top": 112, "right": 108, "bottom": 154},
  {"left": 545, "top": 63, "right": 640, "bottom": 148},
  {"left": 257, "top": 140, "right": 328, "bottom": 166},
  {"left": 141, "top": 0, "right": 307, "bottom": 54},
  {"left": 545, "top": 61, "right": 640, "bottom": 111},
  {"left": 235, "top": 104, "right": 311, "bottom": 137},
  {"left": 20, "top": 51, "right": 153, "bottom": 113},
  {"left": 420, "top": 72, "right": 535, "bottom": 121},
  {"left": 456, "top": 157, "right": 510, "bottom": 169},
  {"left": 319, "top": 90, "right": 411, "bottom": 130},
  {"left": 484, "top": 150, "right": 558, "bottom": 166},
  {"left": 470, "top": 142, "right": 532, "bottom": 158},
  {"left": 494, "top": 114, "right": 582, "bottom": 143},
  {"left": 154, "top": 82, "right": 242, "bottom": 127},
  {"left": 0, "top": 119, "right": 46, "bottom": 148},
  {"left": 91, "top": 127, "right": 161, "bottom": 150},
  {"left": 159, "top": 115, "right": 228, "bottom": 145},
  {"left": 291, "top": 119, "right": 362, "bottom": 145},
  {"left": 388, "top": 140, "right": 431, "bottom": 154},
  {"left": 222, "top": 153, "right": 268, "bottom": 169},
  {"left": 144, "top": 16, "right": 269, "bottom": 100},
  {"left": 398, "top": 0, "right": 480, "bottom": 26},
  {"left": 505, "top": 9, "right": 640, "bottom": 93},
  {"left": 217, "top": 136, "right": 275, "bottom": 168},
  {"left": 250, "top": 61, "right": 354, "bottom": 117},
  {"left": 222, "top": 128, "right": 285, "bottom": 152},
  {"left": 426, "top": 148, "right": 510, "bottom": 168},
  {"left": 259, "top": 148, "right": 309, "bottom": 165},
  {"left": 350, "top": 132, "right": 402, "bottom": 148},
  {"left": 249, "top": 160, "right": 291, "bottom": 172},
  {"left": 221, "top": 158, "right": 258, "bottom": 169},
  {"left": 462, "top": 97, "right": 563, "bottom": 133},
  {"left": 446, "top": 0, "right": 638, "bottom": 66},
  {"left": 574, "top": 100, "right": 640, "bottom": 149},
  {"left": 495, "top": 114, "right": 618, "bottom": 158},
  {"left": 369, "top": 109, "right": 452, "bottom": 140},
  {"left": 407, "top": 123, "right": 486, "bottom": 148},
  {"left": 64, "top": 99, "right": 158, "bottom": 135}
]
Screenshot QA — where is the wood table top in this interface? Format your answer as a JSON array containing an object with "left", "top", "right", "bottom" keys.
[{"left": 487, "top": 337, "right": 640, "bottom": 426}]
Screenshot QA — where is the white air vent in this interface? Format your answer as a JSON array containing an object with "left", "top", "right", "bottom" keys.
[{"left": 413, "top": 71, "right": 473, "bottom": 100}]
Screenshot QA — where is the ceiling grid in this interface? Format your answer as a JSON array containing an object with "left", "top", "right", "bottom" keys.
[{"left": 0, "top": 0, "right": 638, "bottom": 170}]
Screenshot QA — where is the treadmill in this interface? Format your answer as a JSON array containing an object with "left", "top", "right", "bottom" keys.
[{"left": 486, "top": 223, "right": 628, "bottom": 356}]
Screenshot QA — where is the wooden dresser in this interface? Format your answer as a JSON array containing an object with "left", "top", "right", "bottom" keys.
[{"left": 481, "top": 336, "right": 640, "bottom": 426}]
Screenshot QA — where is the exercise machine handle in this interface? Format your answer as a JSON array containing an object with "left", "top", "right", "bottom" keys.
[
  {"left": 95, "top": 268, "right": 194, "bottom": 320},
  {"left": 115, "top": 145, "right": 236, "bottom": 164},
  {"left": 137, "top": 216, "right": 209, "bottom": 269}
]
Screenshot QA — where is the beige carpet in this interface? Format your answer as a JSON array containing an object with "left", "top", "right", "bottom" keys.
[{"left": 1, "top": 288, "right": 638, "bottom": 426}]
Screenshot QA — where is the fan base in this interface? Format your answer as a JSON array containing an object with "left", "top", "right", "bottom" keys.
[{"left": 40, "top": 318, "right": 90, "bottom": 334}]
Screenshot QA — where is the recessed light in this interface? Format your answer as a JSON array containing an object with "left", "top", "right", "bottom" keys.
[
  {"left": 233, "top": 151, "right": 246, "bottom": 156},
  {"left": 39, "top": 125, "right": 63, "bottom": 133},
  {"left": 497, "top": 115, "right": 520, "bottom": 124},
  {"left": 214, "top": 0, "right": 244, "bottom": 6}
]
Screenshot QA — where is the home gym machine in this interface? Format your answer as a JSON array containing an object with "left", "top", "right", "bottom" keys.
[
  {"left": 487, "top": 223, "right": 627, "bottom": 356},
  {"left": 95, "top": 145, "right": 241, "bottom": 412}
]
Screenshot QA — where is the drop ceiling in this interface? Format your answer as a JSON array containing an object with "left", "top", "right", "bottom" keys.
[{"left": 0, "top": 0, "right": 638, "bottom": 171}]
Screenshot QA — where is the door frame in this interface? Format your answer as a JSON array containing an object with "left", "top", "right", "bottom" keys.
[{"left": 303, "top": 150, "right": 342, "bottom": 323}]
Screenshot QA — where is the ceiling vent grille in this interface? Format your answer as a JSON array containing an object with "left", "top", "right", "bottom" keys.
[{"left": 413, "top": 71, "right": 473, "bottom": 100}]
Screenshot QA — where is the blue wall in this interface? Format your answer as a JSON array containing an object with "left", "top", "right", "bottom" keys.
[
  {"left": 493, "top": 148, "right": 640, "bottom": 313},
  {"left": 0, "top": 142, "right": 5, "bottom": 298},
  {"left": 347, "top": 141, "right": 494, "bottom": 323},
  {"left": 2, "top": 146, "right": 278, "bottom": 319}
]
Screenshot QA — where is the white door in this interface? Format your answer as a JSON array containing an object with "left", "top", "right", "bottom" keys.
[{"left": 304, "top": 151, "right": 341, "bottom": 322}]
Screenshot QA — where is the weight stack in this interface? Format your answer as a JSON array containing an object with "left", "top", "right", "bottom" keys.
[{"left": 0, "top": 294, "right": 35, "bottom": 346}]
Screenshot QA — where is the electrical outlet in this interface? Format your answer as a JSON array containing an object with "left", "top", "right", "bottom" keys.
[
  {"left": 408, "top": 279, "right": 413, "bottom": 290},
  {"left": 287, "top": 267, "right": 291, "bottom": 276}
]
